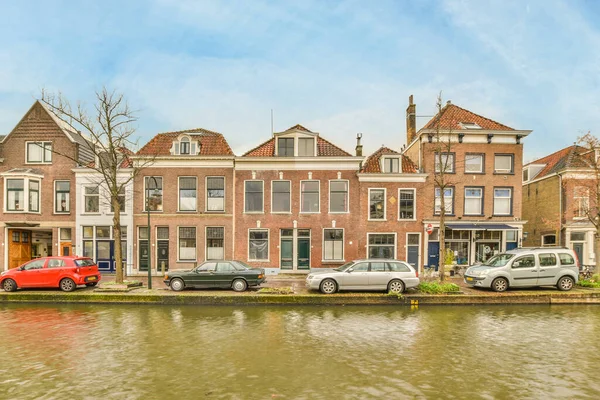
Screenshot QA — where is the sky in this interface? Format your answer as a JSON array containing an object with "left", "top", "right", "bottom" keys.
[{"left": 1, "top": 0, "right": 599, "bottom": 162}]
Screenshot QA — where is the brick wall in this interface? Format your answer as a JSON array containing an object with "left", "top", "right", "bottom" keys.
[{"left": 522, "top": 175, "right": 561, "bottom": 247}]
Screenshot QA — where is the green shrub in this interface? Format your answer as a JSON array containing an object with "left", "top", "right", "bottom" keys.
[
  {"left": 577, "top": 279, "right": 600, "bottom": 288},
  {"left": 417, "top": 281, "right": 460, "bottom": 294}
]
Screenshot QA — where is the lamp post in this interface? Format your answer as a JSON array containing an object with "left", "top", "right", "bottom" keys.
[{"left": 146, "top": 176, "right": 159, "bottom": 289}]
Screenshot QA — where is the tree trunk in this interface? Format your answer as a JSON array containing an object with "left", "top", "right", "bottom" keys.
[
  {"left": 112, "top": 197, "right": 124, "bottom": 284},
  {"left": 595, "top": 233, "right": 600, "bottom": 276},
  {"left": 439, "top": 191, "right": 446, "bottom": 282}
]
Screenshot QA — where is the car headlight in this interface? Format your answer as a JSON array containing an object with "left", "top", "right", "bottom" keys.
[
  {"left": 307, "top": 275, "right": 313, "bottom": 280},
  {"left": 479, "top": 269, "right": 491, "bottom": 276},
  {"left": 0, "top": 271, "right": 6, "bottom": 276}
]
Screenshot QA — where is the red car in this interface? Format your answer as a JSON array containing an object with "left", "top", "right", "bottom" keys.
[{"left": 0, "top": 256, "right": 101, "bottom": 292}]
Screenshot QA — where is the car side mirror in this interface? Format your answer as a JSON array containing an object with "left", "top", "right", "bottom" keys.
[
  {"left": 513, "top": 262, "right": 520, "bottom": 268},
  {"left": 346, "top": 268, "right": 353, "bottom": 273}
]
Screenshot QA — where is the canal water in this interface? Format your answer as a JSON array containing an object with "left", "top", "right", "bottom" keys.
[{"left": 0, "top": 304, "right": 599, "bottom": 399}]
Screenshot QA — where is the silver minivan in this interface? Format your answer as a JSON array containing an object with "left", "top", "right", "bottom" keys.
[{"left": 464, "top": 247, "right": 579, "bottom": 292}]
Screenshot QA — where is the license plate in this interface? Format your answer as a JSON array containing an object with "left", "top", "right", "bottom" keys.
[
  {"left": 466, "top": 277, "right": 473, "bottom": 282},
  {"left": 88, "top": 276, "right": 97, "bottom": 281}
]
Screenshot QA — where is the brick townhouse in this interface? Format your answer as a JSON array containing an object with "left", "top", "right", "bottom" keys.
[
  {"left": 522, "top": 145, "right": 596, "bottom": 265},
  {"left": 356, "top": 146, "right": 428, "bottom": 270},
  {"left": 402, "top": 96, "right": 532, "bottom": 270},
  {"left": 0, "top": 101, "right": 93, "bottom": 270},
  {"left": 132, "top": 128, "right": 235, "bottom": 275},
  {"left": 234, "top": 124, "right": 363, "bottom": 273}
]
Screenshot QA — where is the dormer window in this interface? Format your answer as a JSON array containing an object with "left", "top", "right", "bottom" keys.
[
  {"left": 277, "top": 138, "right": 294, "bottom": 157},
  {"left": 459, "top": 122, "right": 481, "bottom": 130},
  {"left": 180, "top": 137, "right": 190, "bottom": 155},
  {"left": 298, "top": 138, "right": 315, "bottom": 156},
  {"left": 383, "top": 157, "right": 400, "bottom": 173}
]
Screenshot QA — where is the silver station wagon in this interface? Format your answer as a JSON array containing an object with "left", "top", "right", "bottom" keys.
[
  {"left": 464, "top": 247, "right": 579, "bottom": 292},
  {"left": 306, "top": 259, "right": 420, "bottom": 294}
]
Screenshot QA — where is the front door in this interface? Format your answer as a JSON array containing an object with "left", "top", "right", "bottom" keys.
[
  {"left": 157, "top": 240, "right": 169, "bottom": 273},
  {"left": 61, "top": 243, "right": 73, "bottom": 256},
  {"left": 280, "top": 229, "right": 293, "bottom": 270},
  {"left": 297, "top": 237, "right": 310, "bottom": 270},
  {"left": 96, "top": 241, "right": 114, "bottom": 272},
  {"left": 8, "top": 229, "right": 32, "bottom": 270},
  {"left": 139, "top": 240, "right": 149, "bottom": 272},
  {"left": 407, "top": 234, "right": 420, "bottom": 270},
  {"left": 573, "top": 243, "right": 584, "bottom": 267},
  {"left": 428, "top": 242, "right": 439, "bottom": 271}
]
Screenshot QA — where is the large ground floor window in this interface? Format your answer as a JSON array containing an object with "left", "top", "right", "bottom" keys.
[
  {"left": 368, "top": 233, "right": 396, "bottom": 259},
  {"left": 206, "top": 227, "right": 224, "bottom": 260}
]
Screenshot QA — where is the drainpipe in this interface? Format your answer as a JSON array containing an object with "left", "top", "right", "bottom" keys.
[{"left": 558, "top": 173, "right": 563, "bottom": 245}]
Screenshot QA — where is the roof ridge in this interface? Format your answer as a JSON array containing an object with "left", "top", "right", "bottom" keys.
[
  {"left": 154, "top": 127, "right": 224, "bottom": 136},
  {"left": 525, "top": 145, "right": 576, "bottom": 166},
  {"left": 447, "top": 103, "right": 513, "bottom": 130}
]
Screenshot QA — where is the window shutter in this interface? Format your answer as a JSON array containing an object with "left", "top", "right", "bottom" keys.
[{"left": 174, "top": 142, "right": 180, "bottom": 155}]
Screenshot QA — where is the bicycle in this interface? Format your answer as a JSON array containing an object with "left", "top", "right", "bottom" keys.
[{"left": 580, "top": 265, "right": 594, "bottom": 280}]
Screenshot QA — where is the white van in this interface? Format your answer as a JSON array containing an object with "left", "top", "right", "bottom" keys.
[{"left": 464, "top": 247, "right": 579, "bottom": 292}]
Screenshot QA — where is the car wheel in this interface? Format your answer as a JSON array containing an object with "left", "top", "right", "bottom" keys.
[
  {"left": 320, "top": 278, "right": 337, "bottom": 294},
  {"left": 60, "top": 278, "right": 77, "bottom": 292},
  {"left": 85, "top": 282, "right": 97, "bottom": 287},
  {"left": 557, "top": 276, "right": 575, "bottom": 291},
  {"left": 388, "top": 279, "right": 405, "bottom": 294},
  {"left": 232, "top": 278, "right": 247, "bottom": 292},
  {"left": 170, "top": 278, "right": 185, "bottom": 292},
  {"left": 2, "top": 279, "right": 17, "bottom": 292},
  {"left": 491, "top": 277, "right": 508, "bottom": 292}
]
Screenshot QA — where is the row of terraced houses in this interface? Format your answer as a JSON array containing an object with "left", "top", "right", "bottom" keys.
[{"left": 0, "top": 96, "right": 534, "bottom": 276}]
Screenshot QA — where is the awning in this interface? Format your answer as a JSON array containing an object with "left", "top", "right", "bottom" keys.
[{"left": 446, "top": 223, "right": 516, "bottom": 230}]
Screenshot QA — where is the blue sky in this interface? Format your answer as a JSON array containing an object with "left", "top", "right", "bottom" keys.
[{"left": 1, "top": 0, "right": 599, "bottom": 162}]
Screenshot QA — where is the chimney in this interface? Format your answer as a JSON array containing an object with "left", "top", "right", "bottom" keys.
[
  {"left": 406, "top": 95, "right": 416, "bottom": 145},
  {"left": 355, "top": 133, "right": 363, "bottom": 156}
]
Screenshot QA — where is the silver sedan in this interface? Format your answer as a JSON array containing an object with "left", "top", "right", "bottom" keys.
[{"left": 306, "top": 259, "right": 420, "bottom": 294}]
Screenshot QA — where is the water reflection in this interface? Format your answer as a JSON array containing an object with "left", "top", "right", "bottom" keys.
[{"left": 0, "top": 304, "right": 599, "bottom": 399}]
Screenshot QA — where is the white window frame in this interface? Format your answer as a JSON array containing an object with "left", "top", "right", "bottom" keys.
[
  {"left": 494, "top": 154, "right": 514, "bottom": 174},
  {"left": 298, "top": 137, "right": 315, "bottom": 157},
  {"left": 381, "top": 156, "right": 400, "bottom": 173},
  {"left": 435, "top": 153, "right": 454, "bottom": 173},
  {"left": 143, "top": 176, "right": 164, "bottom": 212},
  {"left": 300, "top": 180, "right": 320, "bottom": 214},
  {"left": 177, "top": 176, "right": 198, "bottom": 212},
  {"left": 322, "top": 228, "right": 345, "bottom": 262},
  {"left": 574, "top": 186, "right": 590, "bottom": 220},
  {"left": 205, "top": 226, "right": 225, "bottom": 261},
  {"left": 271, "top": 180, "right": 292, "bottom": 214},
  {"left": 25, "top": 141, "right": 52, "bottom": 164},
  {"left": 328, "top": 179, "right": 349, "bottom": 214},
  {"left": 366, "top": 232, "right": 397, "bottom": 259},
  {"left": 177, "top": 226, "right": 197, "bottom": 262},
  {"left": 493, "top": 187, "right": 512, "bottom": 216},
  {"left": 248, "top": 228, "right": 269, "bottom": 262},
  {"left": 398, "top": 188, "right": 416, "bottom": 221},
  {"left": 276, "top": 137, "right": 295, "bottom": 157},
  {"left": 464, "top": 187, "right": 483, "bottom": 215},
  {"left": 4, "top": 176, "right": 43, "bottom": 214},
  {"left": 244, "top": 180, "right": 264, "bottom": 213},
  {"left": 83, "top": 185, "right": 100, "bottom": 214},
  {"left": 465, "top": 154, "right": 484, "bottom": 174},
  {"left": 54, "top": 180, "right": 71, "bottom": 214},
  {"left": 541, "top": 234, "right": 557, "bottom": 247},
  {"left": 368, "top": 188, "right": 386, "bottom": 221},
  {"left": 434, "top": 187, "right": 454, "bottom": 215},
  {"left": 205, "top": 176, "right": 226, "bottom": 212}
]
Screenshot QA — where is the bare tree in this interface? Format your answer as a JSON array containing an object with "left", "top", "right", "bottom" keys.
[
  {"left": 40, "top": 87, "right": 154, "bottom": 284},
  {"left": 429, "top": 93, "right": 457, "bottom": 282}
]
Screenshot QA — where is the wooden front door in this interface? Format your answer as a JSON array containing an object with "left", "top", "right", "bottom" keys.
[{"left": 8, "top": 229, "right": 32, "bottom": 269}]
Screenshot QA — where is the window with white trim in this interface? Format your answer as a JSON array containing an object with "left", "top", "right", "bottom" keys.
[
  {"left": 464, "top": 187, "right": 483, "bottom": 215},
  {"left": 493, "top": 188, "right": 512, "bottom": 215},
  {"left": 383, "top": 157, "right": 400, "bottom": 173},
  {"left": 323, "top": 229, "right": 344, "bottom": 261},
  {"left": 26, "top": 142, "right": 52, "bottom": 163},
  {"left": 6, "top": 179, "right": 25, "bottom": 211},
  {"left": 245, "top": 181, "right": 263, "bottom": 212},
  {"left": 249, "top": 230, "right": 268, "bottom": 261},
  {"left": 84, "top": 186, "right": 100, "bottom": 213},
  {"left": 180, "top": 137, "right": 190, "bottom": 155},
  {"left": 178, "top": 227, "right": 196, "bottom": 260},
  {"left": 206, "top": 177, "right": 225, "bottom": 211},
  {"left": 494, "top": 154, "right": 514, "bottom": 173},
  {"left": 329, "top": 181, "right": 348, "bottom": 213},
  {"left": 110, "top": 187, "right": 126, "bottom": 213},
  {"left": 272, "top": 181, "right": 291, "bottom": 213},
  {"left": 301, "top": 181, "right": 319, "bottom": 213},
  {"left": 398, "top": 189, "right": 415, "bottom": 220},
  {"left": 206, "top": 227, "right": 224, "bottom": 260},
  {"left": 179, "top": 177, "right": 197, "bottom": 211},
  {"left": 434, "top": 187, "right": 453, "bottom": 214},
  {"left": 145, "top": 177, "right": 163, "bottom": 211},
  {"left": 369, "top": 189, "right": 385, "bottom": 220},
  {"left": 277, "top": 138, "right": 294, "bottom": 157},
  {"left": 574, "top": 186, "right": 589, "bottom": 218},
  {"left": 465, "top": 154, "right": 483, "bottom": 173},
  {"left": 55, "top": 181, "right": 70, "bottom": 213},
  {"left": 28, "top": 181, "right": 39, "bottom": 212},
  {"left": 298, "top": 138, "right": 315, "bottom": 156},
  {"left": 542, "top": 234, "right": 556, "bottom": 247},
  {"left": 434, "top": 153, "right": 454, "bottom": 173},
  {"left": 368, "top": 234, "right": 395, "bottom": 259}
]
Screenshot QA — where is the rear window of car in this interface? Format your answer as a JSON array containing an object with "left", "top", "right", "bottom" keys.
[
  {"left": 388, "top": 262, "right": 411, "bottom": 272},
  {"left": 559, "top": 253, "right": 575, "bottom": 265},
  {"left": 74, "top": 259, "right": 96, "bottom": 267},
  {"left": 538, "top": 253, "right": 557, "bottom": 266},
  {"left": 48, "top": 259, "right": 66, "bottom": 268}
]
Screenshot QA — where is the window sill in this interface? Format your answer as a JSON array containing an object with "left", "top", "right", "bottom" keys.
[
  {"left": 205, "top": 210, "right": 225, "bottom": 213},
  {"left": 176, "top": 260, "right": 197, "bottom": 263},
  {"left": 244, "top": 211, "right": 265, "bottom": 214},
  {"left": 464, "top": 214, "right": 484, "bottom": 217},
  {"left": 300, "top": 212, "right": 321, "bottom": 214},
  {"left": 464, "top": 172, "right": 485, "bottom": 175},
  {"left": 493, "top": 172, "right": 515, "bottom": 175},
  {"left": 271, "top": 211, "right": 292, "bottom": 214},
  {"left": 368, "top": 218, "right": 387, "bottom": 222},
  {"left": 24, "top": 162, "right": 52, "bottom": 165},
  {"left": 249, "top": 259, "right": 269, "bottom": 263},
  {"left": 398, "top": 218, "right": 417, "bottom": 222},
  {"left": 177, "top": 210, "right": 198, "bottom": 213},
  {"left": 143, "top": 210, "right": 164, "bottom": 213},
  {"left": 329, "top": 211, "right": 349, "bottom": 214},
  {"left": 321, "top": 260, "right": 345, "bottom": 263},
  {"left": 83, "top": 212, "right": 102, "bottom": 216},
  {"left": 5, "top": 210, "right": 41, "bottom": 214},
  {"left": 53, "top": 212, "right": 71, "bottom": 215},
  {"left": 492, "top": 214, "right": 513, "bottom": 217}
]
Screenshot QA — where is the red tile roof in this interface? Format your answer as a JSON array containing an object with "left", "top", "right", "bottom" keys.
[
  {"left": 360, "top": 146, "right": 418, "bottom": 173},
  {"left": 526, "top": 145, "right": 593, "bottom": 179},
  {"left": 422, "top": 103, "right": 514, "bottom": 131},
  {"left": 274, "top": 124, "right": 313, "bottom": 134},
  {"left": 137, "top": 128, "right": 234, "bottom": 156}
]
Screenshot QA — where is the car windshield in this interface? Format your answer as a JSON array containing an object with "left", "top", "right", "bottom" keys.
[
  {"left": 482, "top": 254, "right": 515, "bottom": 267},
  {"left": 334, "top": 262, "right": 355, "bottom": 272},
  {"left": 234, "top": 261, "right": 252, "bottom": 270},
  {"left": 74, "top": 259, "right": 96, "bottom": 267}
]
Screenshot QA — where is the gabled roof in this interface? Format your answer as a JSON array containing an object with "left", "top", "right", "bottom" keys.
[
  {"left": 243, "top": 124, "right": 352, "bottom": 157},
  {"left": 422, "top": 103, "right": 514, "bottom": 131},
  {"left": 525, "top": 145, "right": 594, "bottom": 180},
  {"left": 360, "top": 146, "right": 418, "bottom": 173},
  {"left": 137, "top": 128, "right": 234, "bottom": 156}
]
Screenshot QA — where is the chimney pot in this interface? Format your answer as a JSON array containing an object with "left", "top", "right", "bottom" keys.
[
  {"left": 355, "top": 133, "right": 363, "bottom": 157},
  {"left": 447, "top": 100, "right": 451, "bottom": 105}
]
